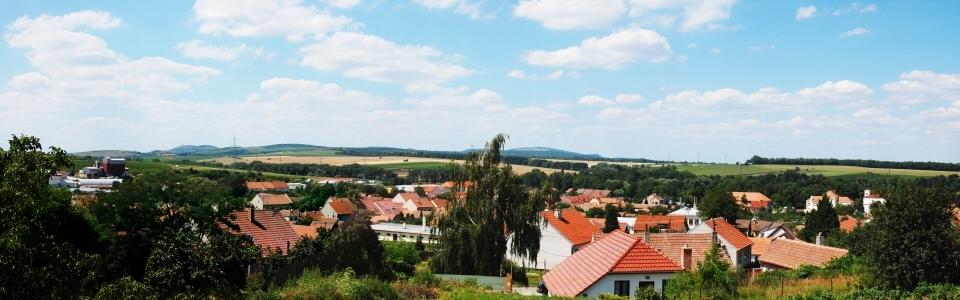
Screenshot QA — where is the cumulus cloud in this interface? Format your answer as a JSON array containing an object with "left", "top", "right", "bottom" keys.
[
  {"left": 883, "top": 70, "right": 960, "bottom": 104},
  {"left": 299, "top": 31, "right": 473, "bottom": 84},
  {"left": 833, "top": 3, "right": 877, "bottom": 15},
  {"left": 795, "top": 6, "right": 817, "bottom": 20},
  {"left": 797, "top": 80, "right": 874, "bottom": 100},
  {"left": 578, "top": 94, "right": 643, "bottom": 105},
  {"left": 507, "top": 69, "right": 579, "bottom": 80},
  {"left": 628, "top": 0, "right": 738, "bottom": 31},
  {"left": 514, "top": 0, "right": 626, "bottom": 30},
  {"left": 839, "top": 27, "right": 869, "bottom": 38},
  {"left": 402, "top": 86, "right": 503, "bottom": 108},
  {"left": 192, "top": 0, "right": 353, "bottom": 41},
  {"left": 413, "top": 0, "right": 489, "bottom": 19},
  {"left": 747, "top": 45, "right": 775, "bottom": 51},
  {"left": 176, "top": 39, "right": 265, "bottom": 61},
  {"left": 324, "top": 0, "right": 361, "bottom": 9},
  {"left": 524, "top": 28, "right": 671, "bottom": 69}
]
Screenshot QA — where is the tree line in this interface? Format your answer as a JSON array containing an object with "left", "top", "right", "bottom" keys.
[{"left": 746, "top": 155, "right": 960, "bottom": 172}]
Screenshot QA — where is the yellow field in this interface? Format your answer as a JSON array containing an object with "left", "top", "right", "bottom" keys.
[{"left": 204, "top": 155, "right": 569, "bottom": 175}]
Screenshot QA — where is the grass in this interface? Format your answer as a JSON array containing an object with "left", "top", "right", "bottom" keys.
[
  {"left": 69, "top": 157, "right": 172, "bottom": 175},
  {"left": 738, "top": 275, "right": 859, "bottom": 299},
  {"left": 374, "top": 162, "right": 451, "bottom": 170},
  {"left": 674, "top": 164, "right": 960, "bottom": 177},
  {"left": 169, "top": 164, "right": 306, "bottom": 180}
]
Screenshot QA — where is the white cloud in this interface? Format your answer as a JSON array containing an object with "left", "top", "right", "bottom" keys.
[
  {"left": 747, "top": 45, "right": 775, "bottom": 51},
  {"left": 324, "top": 0, "right": 361, "bottom": 9},
  {"left": 413, "top": 0, "right": 489, "bottom": 19},
  {"left": 797, "top": 80, "right": 874, "bottom": 100},
  {"left": 578, "top": 93, "right": 643, "bottom": 105},
  {"left": 524, "top": 28, "right": 671, "bottom": 69},
  {"left": 834, "top": 3, "right": 877, "bottom": 15},
  {"left": 514, "top": 0, "right": 626, "bottom": 30},
  {"left": 506, "top": 69, "right": 579, "bottom": 80},
  {"left": 709, "top": 47, "right": 721, "bottom": 54},
  {"left": 628, "top": 0, "right": 738, "bottom": 32},
  {"left": 402, "top": 86, "right": 503, "bottom": 108},
  {"left": 176, "top": 39, "right": 265, "bottom": 61},
  {"left": 299, "top": 31, "right": 473, "bottom": 84},
  {"left": 883, "top": 70, "right": 960, "bottom": 104},
  {"left": 839, "top": 27, "right": 869, "bottom": 38},
  {"left": 795, "top": 6, "right": 817, "bottom": 20},
  {"left": 192, "top": 0, "right": 353, "bottom": 41}
]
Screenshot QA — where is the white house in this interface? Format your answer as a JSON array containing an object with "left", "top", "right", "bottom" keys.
[
  {"left": 668, "top": 206, "right": 702, "bottom": 228},
  {"left": 863, "top": 190, "right": 886, "bottom": 215},
  {"left": 804, "top": 190, "right": 854, "bottom": 213},
  {"left": 542, "top": 231, "right": 681, "bottom": 298},
  {"left": 249, "top": 193, "right": 293, "bottom": 210},
  {"left": 506, "top": 208, "right": 599, "bottom": 270},
  {"left": 321, "top": 197, "right": 355, "bottom": 221},
  {"left": 371, "top": 217, "right": 436, "bottom": 243},
  {"left": 688, "top": 218, "right": 753, "bottom": 269}
]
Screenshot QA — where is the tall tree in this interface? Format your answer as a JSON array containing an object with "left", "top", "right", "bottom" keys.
[
  {"left": 603, "top": 204, "right": 619, "bottom": 233},
  {"left": 802, "top": 195, "right": 839, "bottom": 241},
  {"left": 698, "top": 187, "right": 741, "bottom": 224},
  {"left": 849, "top": 181, "right": 960, "bottom": 289},
  {"left": 433, "top": 134, "right": 545, "bottom": 275}
]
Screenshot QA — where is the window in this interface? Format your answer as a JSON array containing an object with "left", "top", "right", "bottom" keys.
[
  {"left": 637, "top": 281, "right": 654, "bottom": 293},
  {"left": 614, "top": 280, "right": 630, "bottom": 297}
]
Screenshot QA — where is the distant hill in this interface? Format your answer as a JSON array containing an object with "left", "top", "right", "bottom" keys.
[
  {"left": 503, "top": 147, "right": 603, "bottom": 159},
  {"left": 71, "top": 150, "right": 144, "bottom": 157}
]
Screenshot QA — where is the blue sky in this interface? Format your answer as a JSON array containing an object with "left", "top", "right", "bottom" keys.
[{"left": 1, "top": 0, "right": 958, "bottom": 163}]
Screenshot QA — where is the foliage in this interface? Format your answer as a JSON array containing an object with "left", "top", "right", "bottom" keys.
[
  {"left": 325, "top": 211, "right": 385, "bottom": 276},
  {"left": 698, "top": 186, "right": 741, "bottom": 223},
  {"left": 383, "top": 241, "right": 420, "bottom": 279},
  {"left": 747, "top": 155, "right": 960, "bottom": 172},
  {"left": 662, "top": 244, "right": 738, "bottom": 299},
  {"left": 433, "top": 134, "right": 544, "bottom": 275},
  {"left": 802, "top": 196, "right": 840, "bottom": 241},
  {"left": 93, "top": 277, "right": 155, "bottom": 300},
  {"left": 634, "top": 284, "right": 661, "bottom": 300},
  {"left": 848, "top": 179, "right": 960, "bottom": 289},
  {"left": 143, "top": 229, "right": 224, "bottom": 297},
  {"left": 603, "top": 204, "right": 620, "bottom": 233},
  {"left": 585, "top": 207, "right": 605, "bottom": 217}
]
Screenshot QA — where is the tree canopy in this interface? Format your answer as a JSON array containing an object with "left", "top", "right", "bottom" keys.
[{"left": 698, "top": 187, "right": 741, "bottom": 224}]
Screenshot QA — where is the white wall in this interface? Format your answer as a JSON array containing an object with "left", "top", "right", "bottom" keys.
[
  {"left": 250, "top": 195, "right": 265, "bottom": 210},
  {"left": 578, "top": 273, "right": 674, "bottom": 298},
  {"left": 320, "top": 202, "right": 337, "bottom": 219},
  {"left": 688, "top": 224, "right": 751, "bottom": 269},
  {"left": 506, "top": 223, "right": 573, "bottom": 270}
]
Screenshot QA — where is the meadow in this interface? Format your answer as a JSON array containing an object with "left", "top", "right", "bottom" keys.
[{"left": 673, "top": 163, "right": 960, "bottom": 177}]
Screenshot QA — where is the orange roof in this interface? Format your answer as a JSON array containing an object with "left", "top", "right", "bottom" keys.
[
  {"left": 310, "top": 217, "right": 339, "bottom": 230},
  {"left": 633, "top": 215, "right": 687, "bottom": 232},
  {"left": 612, "top": 238, "right": 682, "bottom": 273},
  {"left": 647, "top": 233, "right": 732, "bottom": 268},
  {"left": 541, "top": 209, "right": 599, "bottom": 246},
  {"left": 246, "top": 181, "right": 288, "bottom": 190},
  {"left": 258, "top": 193, "right": 293, "bottom": 206},
  {"left": 731, "top": 192, "right": 771, "bottom": 203},
  {"left": 326, "top": 198, "right": 354, "bottom": 215},
  {"left": 839, "top": 217, "right": 860, "bottom": 233},
  {"left": 748, "top": 237, "right": 772, "bottom": 256},
  {"left": 543, "top": 231, "right": 679, "bottom": 297},
  {"left": 220, "top": 209, "right": 301, "bottom": 255},
  {"left": 705, "top": 218, "right": 753, "bottom": 250},
  {"left": 760, "top": 238, "right": 847, "bottom": 269},
  {"left": 291, "top": 223, "right": 319, "bottom": 239}
]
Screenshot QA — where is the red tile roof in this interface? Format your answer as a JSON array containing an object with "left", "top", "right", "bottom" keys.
[
  {"left": 760, "top": 238, "right": 847, "bottom": 269},
  {"left": 611, "top": 239, "right": 683, "bottom": 273},
  {"left": 705, "top": 218, "right": 752, "bottom": 250},
  {"left": 327, "top": 198, "right": 354, "bottom": 215},
  {"left": 220, "top": 209, "right": 300, "bottom": 255},
  {"left": 291, "top": 223, "right": 319, "bottom": 239},
  {"left": 731, "top": 192, "right": 771, "bottom": 203},
  {"left": 543, "top": 231, "right": 679, "bottom": 297},
  {"left": 246, "top": 181, "right": 288, "bottom": 191},
  {"left": 647, "top": 233, "right": 731, "bottom": 269},
  {"left": 748, "top": 237, "right": 772, "bottom": 256},
  {"left": 541, "top": 209, "right": 599, "bottom": 246},
  {"left": 632, "top": 215, "right": 687, "bottom": 232},
  {"left": 311, "top": 217, "right": 339, "bottom": 230},
  {"left": 258, "top": 193, "right": 293, "bottom": 206}
]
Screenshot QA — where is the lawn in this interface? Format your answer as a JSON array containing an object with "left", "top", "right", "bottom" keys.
[
  {"left": 69, "top": 157, "right": 172, "bottom": 174},
  {"left": 674, "top": 164, "right": 960, "bottom": 177}
]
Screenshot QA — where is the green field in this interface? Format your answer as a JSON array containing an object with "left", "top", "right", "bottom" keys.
[
  {"left": 70, "top": 157, "right": 172, "bottom": 174},
  {"left": 675, "top": 164, "right": 960, "bottom": 177},
  {"left": 373, "top": 161, "right": 450, "bottom": 170}
]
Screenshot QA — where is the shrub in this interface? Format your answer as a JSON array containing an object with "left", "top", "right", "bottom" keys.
[
  {"left": 634, "top": 285, "right": 661, "bottom": 300},
  {"left": 94, "top": 277, "right": 156, "bottom": 300}
]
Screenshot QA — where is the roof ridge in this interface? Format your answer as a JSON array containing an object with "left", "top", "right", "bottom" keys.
[
  {"left": 777, "top": 237, "right": 846, "bottom": 250},
  {"left": 606, "top": 232, "right": 641, "bottom": 274}
]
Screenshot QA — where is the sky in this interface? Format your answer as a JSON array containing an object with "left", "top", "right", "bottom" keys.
[{"left": 1, "top": 0, "right": 958, "bottom": 163}]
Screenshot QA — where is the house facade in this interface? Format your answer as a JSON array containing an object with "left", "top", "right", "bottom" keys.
[
  {"left": 250, "top": 193, "right": 293, "bottom": 210},
  {"left": 689, "top": 218, "right": 753, "bottom": 269},
  {"left": 321, "top": 198, "right": 355, "bottom": 221},
  {"left": 804, "top": 190, "right": 853, "bottom": 213},
  {"left": 506, "top": 208, "right": 598, "bottom": 270},
  {"left": 863, "top": 189, "right": 886, "bottom": 215}
]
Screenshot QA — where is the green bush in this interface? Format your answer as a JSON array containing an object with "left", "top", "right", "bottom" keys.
[
  {"left": 634, "top": 285, "right": 661, "bottom": 300},
  {"left": 597, "top": 294, "right": 629, "bottom": 300},
  {"left": 94, "top": 277, "right": 156, "bottom": 300}
]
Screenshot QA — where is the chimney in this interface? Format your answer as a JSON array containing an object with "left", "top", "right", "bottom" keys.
[
  {"left": 712, "top": 231, "right": 719, "bottom": 245},
  {"left": 682, "top": 245, "right": 693, "bottom": 271},
  {"left": 422, "top": 215, "right": 427, "bottom": 232},
  {"left": 815, "top": 232, "right": 824, "bottom": 245},
  {"left": 864, "top": 189, "right": 871, "bottom": 198},
  {"left": 644, "top": 231, "right": 651, "bottom": 243},
  {"left": 555, "top": 208, "right": 563, "bottom": 220},
  {"left": 402, "top": 221, "right": 407, "bottom": 229},
  {"left": 249, "top": 208, "right": 255, "bottom": 222}
]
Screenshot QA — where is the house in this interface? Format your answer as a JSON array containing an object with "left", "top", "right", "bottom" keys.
[
  {"left": 291, "top": 223, "right": 320, "bottom": 239},
  {"left": 245, "top": 181, "right": 289, "bottom": 192},
  {"left": 644, "top": 193, "right": 666, "bottom": 205},
  {"left": 313, "top": 177, "right": 354, "bottom": 184},
  {"left": 361, "top": 196, "right": 404, "bottom": 223},
  {"left": 371, "top": 217, "right": 435, "bottom": 243},
  {"left": 645, "top": 232, "right": 732, "bottom": 270},
  {"left": 688, "top": 218, "right": 753, "bottom": 269},
  {"left": 286, "top": 182, "right": 306, "bottom": 191},
  {"left": 392, "top": 192, "right": 422, "bottom": 204},
  {"left": 506, "top": 208, "right": 599, "bottom": 270},
  {"left": 863, "top": 190, "right": 886, "bottom": 215},
  {"left": 542, "top": 231, "right": 682, "bottom": 297},
  {"left": 621, "top": 215, "right": 688, "bottom": 233},
  {"left": 748, "top": 237, "right": 772, "bottom": 265},
  {"left": 575, "top": 197, "right": 624, "bottom": 211},
  {"left": 220, "top": 209, "right": 301, "bottom": 255},
  {"left": 735, "top": 219, "right": 797, "bottom": 239},
  {"left": 668, "top": 206, "right": 703, "bottom": 228},
  {"left": 250, "top": 193, "right": 293, "bottom": 210},
  {"left": 321, "top": 198, "right": 355, "bottom": 221},
  {"left": 731, "top": 192, "right": 771, "bottom": 212},
  {"left": 567, "top": 188, "right": 612, "bottom": 198},
  {"left": 804, "top": 191, "right": 854, "bottom": 213},
  {"left": 560, "top": 194, "right": 598, "bottom": 205},
  {"left": 759, "top": 238, "right": 847, "bottom": 271},
  {"left": 279, "top": 209, "right": 302, "bottom": 222},
  {"left": 311, "top": 217, "right": 340, "bottom": 231}
]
